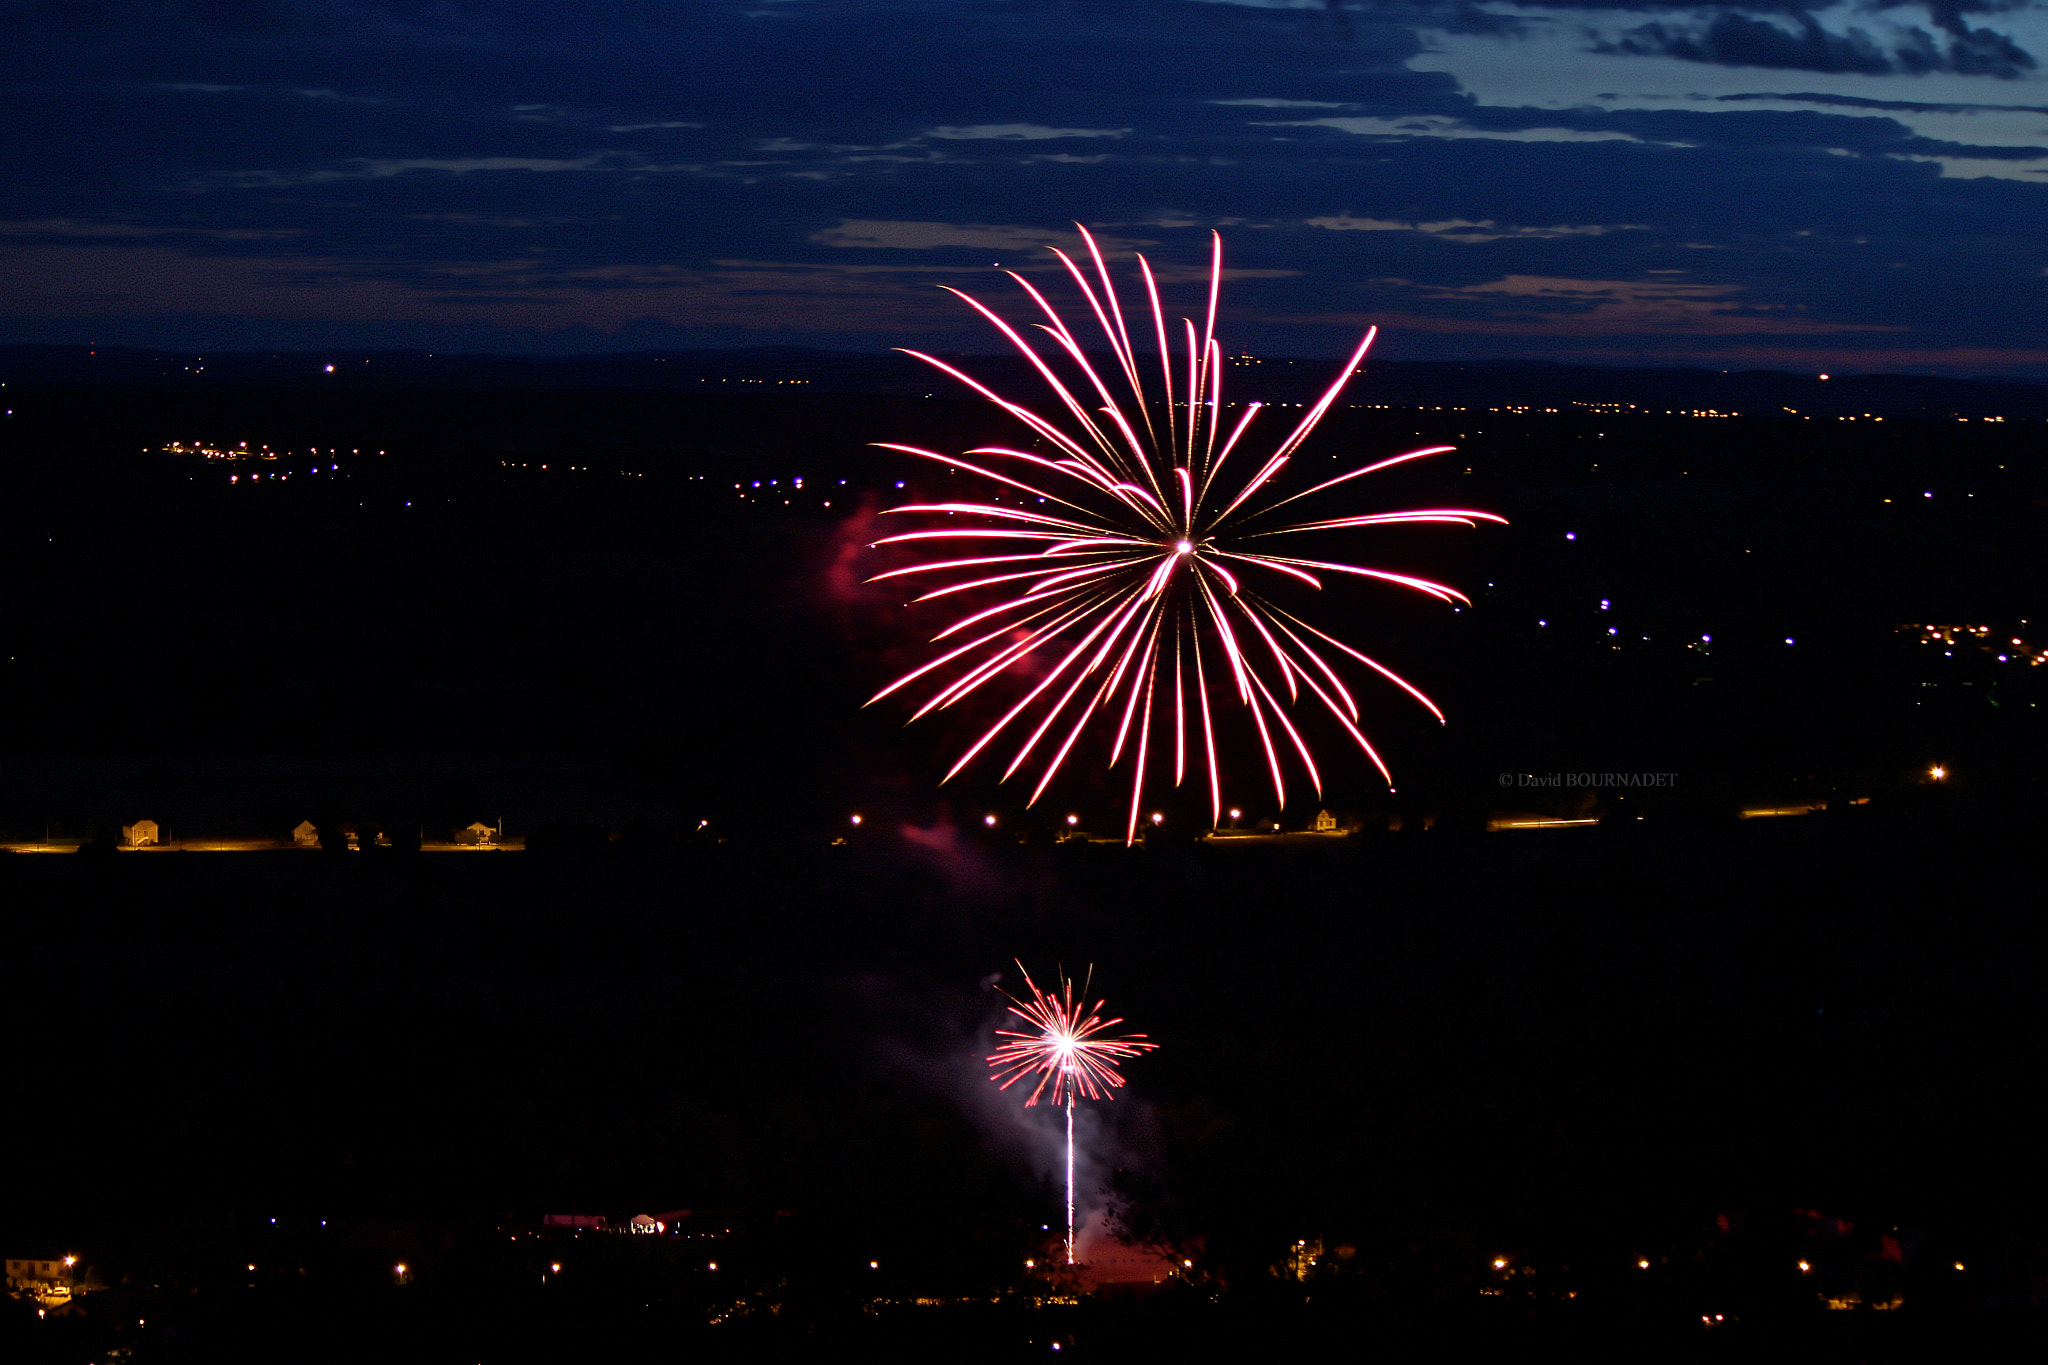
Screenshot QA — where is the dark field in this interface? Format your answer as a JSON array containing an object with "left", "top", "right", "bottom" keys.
[
  {"left": 6, "top": 807, "right": 2044, "bottom": 1359},
  {"left": 3, "top": 362, "right": 2044, "bottom": 1358}
]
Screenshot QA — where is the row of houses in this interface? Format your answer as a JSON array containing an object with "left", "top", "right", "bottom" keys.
[{"left": 114, "top": 819, "right": 502, "bottom": 848}]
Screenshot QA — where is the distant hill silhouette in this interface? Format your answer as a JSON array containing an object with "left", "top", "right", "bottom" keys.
[{"left": 4, "top": 343, "right": 2045, "bottom": 420}]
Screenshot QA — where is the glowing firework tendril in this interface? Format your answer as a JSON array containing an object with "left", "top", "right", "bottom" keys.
[
  {"left": 867, "top": 227, "right": 1503, "bottom": 841},
  {"left": 989, "top": 962, "right": 1157, "bottom": 1265}
]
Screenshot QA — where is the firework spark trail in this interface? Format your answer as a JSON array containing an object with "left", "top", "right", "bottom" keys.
[
  {"left": 869, "top": 227, "right": 1503, "bottom": 841},
  {"left": 988, "top": 963, "right": 1158, "bottom": 1264}
]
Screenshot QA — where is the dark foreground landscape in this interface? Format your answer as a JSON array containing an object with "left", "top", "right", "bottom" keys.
[
  {"left": 3, "top": 349, "right": 2044, "bottom": 1359},
  {"left": 6, "top": 810, "right": 2045, "bottom": 1361}
]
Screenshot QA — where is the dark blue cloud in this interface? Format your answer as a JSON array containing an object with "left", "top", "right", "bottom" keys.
[
  {"left": 1715, "top": 88, "right": 2048, "bottom": 115},
  {"left": 1593, "top": 10, "right": 2033, "bottom": 79},
  {"left": 0, "top": 0, "right": 2044, "bottom": 372}
]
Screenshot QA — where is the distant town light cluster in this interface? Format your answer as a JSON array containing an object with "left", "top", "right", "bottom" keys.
[
  {"left": 730, "top": 473, "right": 849, "bottom": 508},
  {"left": 1903, "top": 622, "right": 2045, "bottom": 666},
  {"left": 160, "top": 439, "right": 370, "bottom": 462},
  {"left": 159, "top": 439, "right": 368, "bottom": 484},
  {"left": 498, "top": 460, "right": 644, "bottom": 477}
]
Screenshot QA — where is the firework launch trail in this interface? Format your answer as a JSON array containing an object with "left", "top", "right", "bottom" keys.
[{"left": 989, "top": 962, "right": 1157, "bottom": 1265}]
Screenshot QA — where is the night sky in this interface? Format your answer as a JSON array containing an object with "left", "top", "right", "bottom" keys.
[{"left": 6, "top": 1, "right": 2048, "bottom": 374}]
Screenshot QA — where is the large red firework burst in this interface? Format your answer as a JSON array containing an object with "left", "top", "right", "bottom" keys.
[{"left": 870, "top": 227, "right": 1502, "bottom": 841}]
